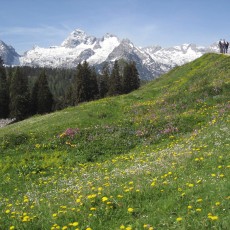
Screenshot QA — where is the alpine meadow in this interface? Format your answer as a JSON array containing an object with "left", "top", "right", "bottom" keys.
[{"left": 0, "top": 53, "right": 229, "bottom": 229}]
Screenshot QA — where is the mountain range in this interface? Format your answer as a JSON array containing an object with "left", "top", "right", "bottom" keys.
[{"left": 0, "top": 29, "right": 219, "bottom": 80}]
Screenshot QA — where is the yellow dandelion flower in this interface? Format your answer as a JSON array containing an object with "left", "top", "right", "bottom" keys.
[
  {"left": 126, "top": 226, "right": 132, "bottom": 230},
  {"left": 22, "top": 215, "right": 30, "bottom": 222},
  {"left": 208, "top": 215, "right": 218, "bottom": 221},
  {"left": 62, "top": 226, "right": 68, "bottom": 230},
  {"left": 215, "top": 202, "right": 220, "bottom": 206},
  {"left": 196, "top": 208, "right": 202, "bottom": 212},
  {"left": 120, "top": 225, "right": 125, "bottom": 229},
  {"left": 102, "top": 197, "right": 108, "bottom": 202},
  {"left": 151, "top": 182, "right": 156, "bottom": 187},
  {"left": 5, "top": 209, "right": 11, "bottom": 214},
  {"left": 9, "top": 226, "right": 15, "bottom": 230},
  {"left": 72, "top": 222, "right": 79, "bottom": 227},
  {"left": 197, "top": 198, "right": 203, "bottom": 202},
  {"left": 176, "top": 217, "right": 183, "bottom": 222},
  {"left": 128, "top": 207, "right": 134, "bottom": 213},
  {"left": 188, "top": 205, "right": 192, "bottom": 209}
]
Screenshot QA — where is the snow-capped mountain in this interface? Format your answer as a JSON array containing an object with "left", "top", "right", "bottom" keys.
[
  {"left": 0, "top": 40, "right": 20, "bottom": 65},
  {"left": 1, "top": 29, "right": 220, "bottom": 79}
]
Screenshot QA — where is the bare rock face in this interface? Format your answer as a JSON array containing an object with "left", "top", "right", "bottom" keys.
[{"left": 0, "top": 40, "right": 20, "bottom": 65}]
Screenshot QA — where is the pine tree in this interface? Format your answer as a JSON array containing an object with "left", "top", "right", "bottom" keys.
[
  {"left": 9, "top": 67, "right": 30, "bottom": 120},
  {"left": 0, "top": 57, "right": 9, "bottom": 118},
  {"left": 122, "top": 61, "right": 140, "bottom": 94},
  {"left": 32, "top": 70, "right": 53, "bottom": 114},
  {"left": 108, "top": 60, "right": 122, "bottom": 96}
]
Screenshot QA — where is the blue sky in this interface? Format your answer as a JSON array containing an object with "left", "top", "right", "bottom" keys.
[{"left": 0, "top": 0, "right": 229, "bottom": 54}]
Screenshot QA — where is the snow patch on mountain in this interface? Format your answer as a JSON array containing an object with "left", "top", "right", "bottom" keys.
[{"left": 143, "top": 43, "right": 206, "bottom": 67}]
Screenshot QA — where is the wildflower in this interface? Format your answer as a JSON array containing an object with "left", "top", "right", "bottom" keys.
[
  {"left": 52, "top": 213, "right": 58, "bottom": 218},
  {"left": 176, "top": 217, "right": 183, "bottom": 222},
  {"left": 208, "top": 215, "right": 218, "bottom": 221},
  {"left": 24, "top": 198, "right": 29, "bottom": 203},
  {"left": 215, "top": 202, "right": 220, "bottom": 206},
  {"left": 5, "top": 209, "right": 11, "bottom": 214},
  {"left": 72, "top": 222, "right": 79, "bottom": 227},
  {"left": 9, "top": 226, "right": 15, "bottom": 230},
  {"left": 76, "top": 198, "right": 81, "bottom": 203},
  {"left": 127, "top": 207, "right": 134, "bottom": 213},
  {"left": 62, "top": 226, "right": 68, "bottom": 230},
  {"left": 86, "top": 228, "right": 92, "bottom": 230},
  {"left": 151, "top": 182, "right": 156, "bottom": 187},
  {"left": 35, "top": 143, "right": 41, "bottom": 148},
  {"left": 120, "top": 225, "right": 125, "bottom": 229},
  {"left": 196, "top": 208, "right": 202, "bottom": 212},
  {"left": 126, "top": 226, "right": 132, "bottom": 230},
  {"left": 102, "top": 197, "right": 108, "bottom": 202},
  {"left": 188, "top": 205, "right": 192, "bottom": 209},
  {"left": 87, "top": 194, "right": 96, "bottom": 199},
  {"left": 22, "top": 215, "right": 30, "bottom": 222},
  {"left": 197, "top": 198, "right": 203, "bottom": 203}
]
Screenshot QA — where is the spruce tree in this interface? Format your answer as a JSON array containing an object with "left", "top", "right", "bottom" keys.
[
  {"left": 89, "top": 67, "right": 99, "bottom": 100},
  {"left": 108, "top": 60, "right": 122, "bottom": 96},
  {"left": 73, "top": 61, "right": 91, "bottom": 104},
  {"left": 32, "top": 70, "right": 53, "bottom": 114},
  {"left": 130, "top": 61, "right": 140, "bottom": 90},
  {"left": 9, "top": 67, "right": 30, "bottom": 120},
  {"left": 0, "top": 57, "right": 9, "bottom": 118},
  {"left": 122, "top": 61, "right": 140, "bottom": 94},
  {"left": 98, "top": 63, "right": 110, "bottom": 98}
]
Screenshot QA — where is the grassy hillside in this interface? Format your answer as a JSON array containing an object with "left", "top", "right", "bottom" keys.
[{"left": 0, "top": 53, "right": 229, "bottom": 229}]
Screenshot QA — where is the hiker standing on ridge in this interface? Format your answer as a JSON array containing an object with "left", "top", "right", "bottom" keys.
[
  {"left": 219, "top": 39, "right": 224, "bottom": 53},
  {"left": 225, "top": 41, "right": 229, "bottom": 53}
]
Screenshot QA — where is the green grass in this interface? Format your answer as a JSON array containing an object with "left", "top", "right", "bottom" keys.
[{"left": 0, "top": 53, "right": 229, "bottom": 230}]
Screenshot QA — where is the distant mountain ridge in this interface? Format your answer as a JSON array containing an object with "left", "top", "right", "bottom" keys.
[{"left": 0, "top": 29, "right": 219, "bottom": 79}]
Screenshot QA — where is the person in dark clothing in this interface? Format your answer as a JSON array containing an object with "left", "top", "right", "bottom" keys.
[
  {"left": 225, "top": 41, "right": 229, "bottom": 53},
  {"left": 219, "top": 39, "right": 224, "bottom": 53}
]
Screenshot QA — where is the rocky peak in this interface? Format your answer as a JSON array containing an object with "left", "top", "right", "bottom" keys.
[
  {"left": 0, "top": 40, "right": 20, "bottom": 65},
  {"left": 61, "top": 29, "right": 97, "bottom": 48}
]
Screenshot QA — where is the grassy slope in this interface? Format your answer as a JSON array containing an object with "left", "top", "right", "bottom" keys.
[{"left": 0, "top": 53, "right": 229, "bottom": 229}]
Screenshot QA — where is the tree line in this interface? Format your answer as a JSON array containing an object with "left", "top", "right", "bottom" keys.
[{"left": 0, "top": 58, "right": 140, "bottom": 121}]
